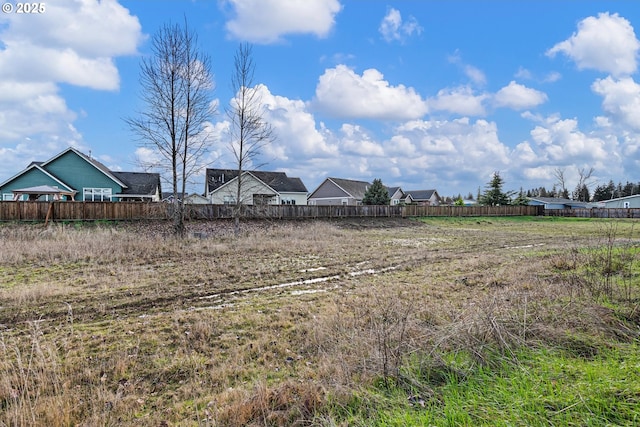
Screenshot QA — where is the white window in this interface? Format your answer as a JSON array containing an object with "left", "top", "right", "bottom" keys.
[
  {"left": 83, "top": 188, "right": 112, "bottom": 201},
  {"left": 624, "top": 202, "right": 630, "bottom": 208},
  {"left": 3, "top": 193, "right": 27, "bottom": 201},
  {"left": 223, "top": 195, "right": 236, "bottom": 205}
]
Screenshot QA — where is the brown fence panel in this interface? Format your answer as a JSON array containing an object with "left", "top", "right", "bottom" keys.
[{"left": 544, "top": 208, "right": 640, "bottom": 218}]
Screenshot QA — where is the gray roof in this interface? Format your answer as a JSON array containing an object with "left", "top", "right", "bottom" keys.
[
  {"left": 12, "top": 185, "right": 76, "bottom": 195},
  {"left": 387, "top": 186, "right": 406, "bottom": 198},
  {"left": 327, "top": 178, "right": 371, "bottom": 200},
  {"left": 206, "top": 168, "right": 307, "bottom": 193},
  {"left": 387, "top": 186, "right": 399, "bottom": 197},
  {"left": 529, "top": 197, "right": 573, "bottom": 204},
  {"left": 528, "top": 197, "right": 593, "bottom": 208},
  {"left": 112, "top": 172, "right": 161, "bottom": 196},
  {"left": 405, "top": 189, "right": 437, "bottom": 201}
]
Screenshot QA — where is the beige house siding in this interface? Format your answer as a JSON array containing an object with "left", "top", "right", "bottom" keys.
[
  {"left": 279, "top": 192, "right": 308, "bottom": 205},
  {"left": 208, "top": 172, "right": 308, "bottom": 205},
  {"left": 209, "top": 174, "right": 277, "bottom": 205}
]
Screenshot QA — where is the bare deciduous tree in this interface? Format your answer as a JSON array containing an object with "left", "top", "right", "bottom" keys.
[
  {"left": 553, "top": 168, "right": 568, "bottom": 198},
  {"left": 226, "top": 43, "right": 275, "bottom": 235},
  {"left": 126, "top": 20, "right": 215, "bottom": 236},
  {"left": 574, "top": 167, "right": 595, "bottom": 202}
]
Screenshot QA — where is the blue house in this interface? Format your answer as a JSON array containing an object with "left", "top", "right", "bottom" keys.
[
  {"left": 0, "top": 147, "right": 161, "bottom": 201},
  {"left": 527, "top": 197, "right": 594, "bottom": 210},
  {"left": 598, "top": 194, "right": 640, "bottom": 209}
]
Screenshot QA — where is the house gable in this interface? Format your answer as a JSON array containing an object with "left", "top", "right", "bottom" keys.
[
  {"left": 42, "top": 149, "right": 127, "bottom": 200},
  {"left": 405, "top": 189, "right": 441, "bottom": 206},
  {"left": 0, "top": 164, "right": 75, "bottom": 201},
  {"left": 0, "top": 148, "right": 163, "bottom": 202},
  {"left": 308, "top": 178, "right": 372, "bottom": 205},
  {"left": 206, "top": 168, "right": 308, "bottom": 205},
  {"left": 387, "top": 186, "right": 406, "bottom": 205},
  {"left": 209, "top": 172, "right": 277, "bottom": 205}
]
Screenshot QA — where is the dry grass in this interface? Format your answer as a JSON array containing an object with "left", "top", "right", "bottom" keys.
[{"left": 0, "top": 217, "right": 638, "bottom": 426}]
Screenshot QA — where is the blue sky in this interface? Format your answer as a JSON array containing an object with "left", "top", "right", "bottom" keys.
[{"left": 1, "top": 1, "right": 640, "bottom": 198}]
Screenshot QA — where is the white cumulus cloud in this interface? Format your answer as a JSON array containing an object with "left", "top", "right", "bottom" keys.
[
  {"left": 494, "top": 81, "right": 548, "bottom": 110},
  {"left": 547, "top": 12, "right": 640, "bottom": 77},
  {"left": 312, "top": 65, "right": 429, "bottom": 120},
  {"left": 223, "top": 0, "right": 342, "bottom": 44},
  {"left": 529, "top": 117, "right": 609, "bottom": 164}
]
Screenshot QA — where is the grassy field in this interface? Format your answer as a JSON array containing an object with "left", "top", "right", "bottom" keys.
[{"left": 0, "top": 217, "right": 639, "bottom": 426}]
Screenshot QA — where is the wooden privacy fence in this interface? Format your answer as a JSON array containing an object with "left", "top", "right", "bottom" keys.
[
  {"left": 0, "top": 201, "right": 545, "bottom": 222},
  {"left": 544, "top": 208, "right": 640, "bottom": 218}
]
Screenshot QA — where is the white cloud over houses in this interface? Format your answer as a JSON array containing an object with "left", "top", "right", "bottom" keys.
[
  {"left": 547, "top": 12, "right": 640, "bottom": 77},
  {"left": 0, "top": 0, "right": 143, "bottom": 170},
  {"left": 379, "top": 8, "right": 423, "bottom": 43},
  {"left": 528, "top": 117, "right": 609, "bottom": 166},
  {"left": 339, "top": 124, "right": 385, "bottom": 157},
  {"left": 257, "top": 85, "right": 339, "bottom": 158},
  {"left": 311, "top": 65, "right": 429, "bottom": 120},
  {"left": 223, "top": 0, "right": 342, "bottom": 44},
  {"left": 494, "top": 81, "right": 548, "bottom": 110},
  {"left": 389, "top": 118, "right": 512, "bottom": 189}
]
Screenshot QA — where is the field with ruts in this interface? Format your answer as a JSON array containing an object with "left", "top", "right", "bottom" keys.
[{"left": 1, "top": 217, "right": 639, "bottom": 426}]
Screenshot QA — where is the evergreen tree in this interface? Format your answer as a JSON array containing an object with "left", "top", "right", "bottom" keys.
[
  {"left": 512, "top": 187, "right": 529, "bottom": 206},
  {"left": 622, "top": 181, "right": 635, "bottom": 197},
  {"left": 362, "top": 179, "right": 391, "bottom": 205},
  {"left": 592, "top": 184, "right": 608, "bottom": 202},
  {"left": 479, "top": 172, "right": 512, "bottom": 206},
  {"left": 573, "top": 184, "right": 590, "bottom": 202}
]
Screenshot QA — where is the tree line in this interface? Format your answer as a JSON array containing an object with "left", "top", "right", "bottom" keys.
[{"left": 450, "top": 169, "right": 639, "bottom": 207}]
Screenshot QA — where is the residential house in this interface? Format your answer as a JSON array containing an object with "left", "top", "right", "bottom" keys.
[
  {"left": 387, "top": 187, "right": 412, "bottom": 205},
  {"left": 0, "top": 147, "right": 161, "bottom": 201},
  {"left": 598, "top": 194, "right": 640, "bottom": 209},
  {"left": 307, "top": 177, "right": 372, "bottom": 206},
  {"left": 205, "top": 168, "right": 308, "bottom": 205},
  {"left": 527, "top": 197, "right": 594, "bottom": 210},
  {"left": 161, "top": 192, "right": 209, "bottom": 204},
  {"left": 184, "top": 193, "right": 210, "bottom": 204},
  {"left": 161, "top": 192, "right": 183, "bottom": 203},
  {"left": 405, "top": 189, "right": 441, "bottom": 206}
]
